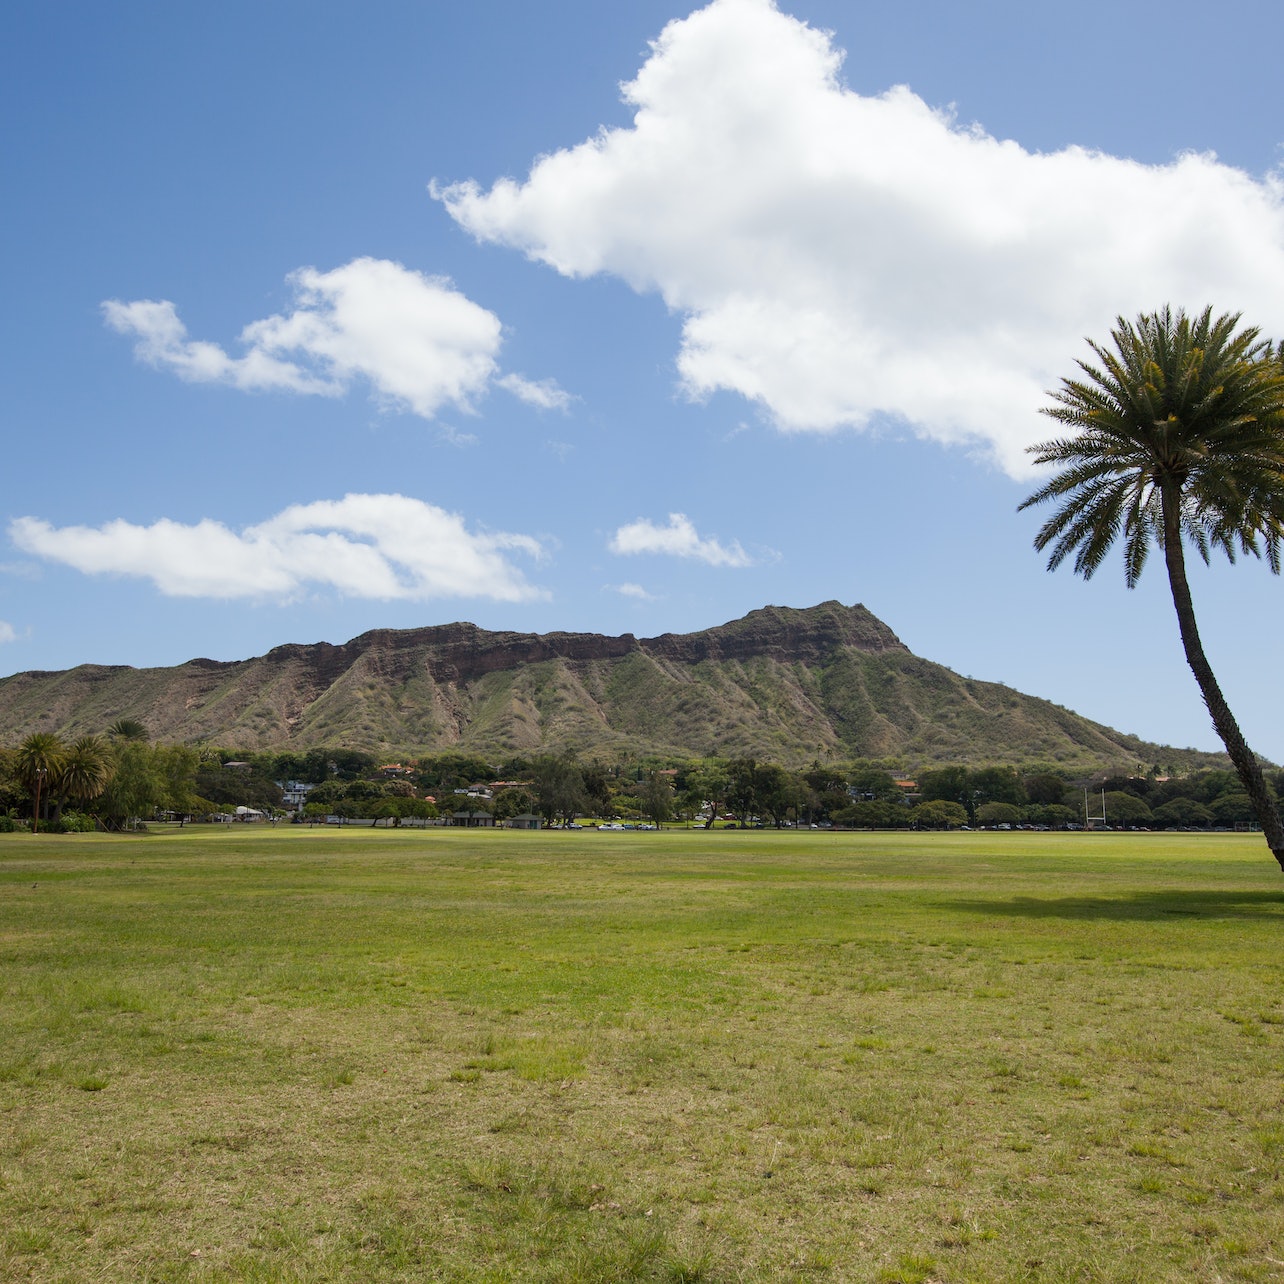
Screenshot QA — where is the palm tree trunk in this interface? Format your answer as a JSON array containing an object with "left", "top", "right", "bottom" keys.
[{"left": 1161, "top": 486, "right": 1284, "bottom": 870}]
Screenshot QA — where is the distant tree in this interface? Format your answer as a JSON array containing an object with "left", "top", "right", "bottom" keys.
[
  {"left": 303, "top": 780, "right": 346, "bottom": 807},
  {"left": 370, "top": 798, "right": 406, "bottom": 827},
  {"left": 754, "top": 764, "right": 806, "bottom": 827},
  {"left": 915, "top": 800, "right": 968, "bottom": 829},
  {"left": 98, "top": 741, "right": 165, "bottom": 830},
  {"left": 1021, "top": 306, "right": 1284, "bottom": 870},
  {"left": 832, "top": 800, "right": 911, "bottom": 829},
  {"left": 802, "top": 781, "right": 851, "bottom": 824},
  {"left": 1151, "top": 798, "right": 1214, "bottom": 830},
  {"left": 581, "top": 764, "right": 614, "bottom": 819},
  {"left": 1028, "top": 803, "right": 1078, "bottom": 829},
  {"left": 975, "top": 802, "right": 1022, "bottom": 827},
  {"left": 919, "top": 767, "right": 974, "bottom": 817},
  {"left": 194, "top": 763, "right": 283, "bottom": 811},
  {"left": 493, "top": 786, "right": 537, "bottom": 821},
  {"left": 1023, "top": 772, "right": 1071, "bottom": 806},
  {"left": 1210, "top": 792, "right": 1256, "bottom": 827},
  {"left": 640, "top": 772, "right": 673, "bottom": 828},
  {"left": 1190, "top": 770, "right": 1242, "bottom": 805},
  {"left": 154, "top": 745, "right": 201, "bottom": 819},
  {"left": 531, "top": 754, "right": 587, "bottom": 827},
  {"left": 726, "top": 758, "right": 759, "bottom": 825},
  {"left": 801, "top": 769, "right": 853, "bottom": 823},
  {"left": 684, "top": 763, "right": 731, "bottom": 827},
  {"left": 1100, "top": 774, "right": 1150, "bottom": 798},
  {"left": 969, "top": 767, "right": 1026, "bottom": 807},
  {"left": 497, "top": 755, "right": 534, "bottom": 780},
  {"left": 803, "top": 764, "right": 848, "bottom": 795},
  {"left": 416, "top": 753, "right": 493, "bottom": 791},
  {"left": 343, "top": 779, "right": 385, "bottom": 804},
  {"left": 325, "top": 750, "right": 379, "bottom": 782},
  {"left": 1102, "top": 791, "right": 1153, "bottom": 829},
  {"left": 267, "top": 748, "right": 335, "bottom": 784},
  {"left": 846, "top": 767, "right": 901, "bottom": 803},
  {"left": 0, "top": 748, "right": 25, "bottom": 815}
]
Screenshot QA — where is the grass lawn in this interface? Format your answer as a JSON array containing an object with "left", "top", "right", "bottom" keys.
[{"left": 1, "top": 826, "right": 1282, "bottom": 1282}]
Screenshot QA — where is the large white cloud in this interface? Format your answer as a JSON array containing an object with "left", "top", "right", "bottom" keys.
[
  {"left": 609, "top": 513, "right": 751, "bottom": 567},
  {"left": 10, "top": 494, "right": 546, "bottom": 602},
  {"left": 435, "top": 0, "right": 1284, "bottom": 476},
  {"left": 104, "top": 257, "right": 568, "bottom": 420}
]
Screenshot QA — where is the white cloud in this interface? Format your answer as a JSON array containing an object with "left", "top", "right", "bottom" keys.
[
  {"left": 0, "top": 621, "right": 16, "bottom": 644},
  {"left": 612, "top": 582, "right": 657, "bottom": 600},
  {"left": 104, "top": 257, "right": 569, "bottom": 420},
  {"left": 609, "top": 513, "right": 751, "bottom": 567},
  {"left": 435, "top": 0, "right": 1284, "bottom": 477},
  {"left": 10, "top": 494, "right": 546, "bottom": 603},
  {"left": 496, "top": 373, "right": 575, "bottom": 410}
]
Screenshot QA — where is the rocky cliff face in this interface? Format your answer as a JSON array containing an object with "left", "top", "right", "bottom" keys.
[
  {"left": 240, "top": 601, "right": 903, "bottom": 685},
  {"left": 642, "top": 601, "right": 906, "bottom": 665}
]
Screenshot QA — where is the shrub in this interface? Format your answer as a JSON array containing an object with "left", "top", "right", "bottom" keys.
[{"left": 43, "top": 812, "right": 96, "bottom": 834}]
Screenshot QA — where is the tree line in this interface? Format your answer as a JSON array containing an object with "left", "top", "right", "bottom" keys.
[
  {"left": 1, "top": 734, "right": 1276, "bottom": 834},
  {"left": 210, "top": 751, "right": 1284, "bottom": 831}
]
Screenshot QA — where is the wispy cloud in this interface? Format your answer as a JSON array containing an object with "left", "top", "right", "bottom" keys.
[
  {"left": 611, "top": 582, "right": 658, "bottom": 600},
  {"left": 104, "top": 257, "right": 570, "bottom": 421},
  {"left": 11, "top": 494, "right": 547, "bottom": 602},
  {"left": 609, "top": 513, "right": 751, "bottom": 567},
  {"left": 437, "top": 0, "right": 1284, "bottom": 476},
  {"left": 496, "top": 373, "right": 575, "bottom": 410},
  {"left": 0, "top": 621, "right": 16, "bottom": 644}
]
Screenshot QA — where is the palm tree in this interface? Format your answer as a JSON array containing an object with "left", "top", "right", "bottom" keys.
[
  {"left": 57, "top": 736, "right": 115, "bottom": 816},
  {"left": 107, "top": 718, "right": 148, "bottom": 742},
  {"left": 14, "top": 733, "right": 67, "bottom": 831},
  {"left": 1020, "top": 306, "right": 1284, "bottom": 869}
]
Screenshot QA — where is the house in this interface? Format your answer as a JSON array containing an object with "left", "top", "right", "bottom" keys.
[
  {"left": 450, "top": 810, "right": 495, "bottom": 828},
  {"left": 506, "top": 813, "right": 542, "bottom": 830},
  {"left": 278, "top": 780, "right": 314, "bottom": 811}
]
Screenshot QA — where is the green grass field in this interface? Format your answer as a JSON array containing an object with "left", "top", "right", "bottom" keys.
[{"left": 2, "top": 827, "right": 1282, "bottom": 1283}]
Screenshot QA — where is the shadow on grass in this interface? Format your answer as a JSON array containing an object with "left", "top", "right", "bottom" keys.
[{"left": 944, "top": 888, "right": 1284, "bottom": 922}]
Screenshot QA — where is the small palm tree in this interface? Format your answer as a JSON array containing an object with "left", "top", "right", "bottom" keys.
[{"left": 1020, "top": 306, "right": 1284, "bottom": 870}]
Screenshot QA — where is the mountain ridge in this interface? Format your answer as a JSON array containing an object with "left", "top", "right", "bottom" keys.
[{"left": 0, "top": 601, "right": 1228, "bottom": 772}]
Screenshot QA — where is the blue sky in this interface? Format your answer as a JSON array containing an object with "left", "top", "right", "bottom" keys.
[{"left": 4, "top": 0, "right": 1284, "bottom": 761}]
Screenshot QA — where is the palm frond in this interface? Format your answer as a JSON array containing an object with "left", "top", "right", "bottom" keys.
[{"left": 1021, "top": 306, "right": 1284, "bottom": 585}]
